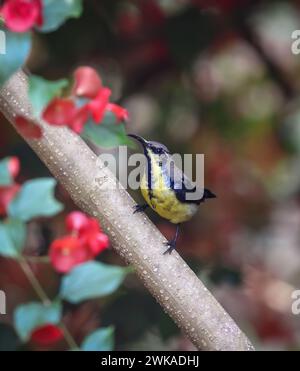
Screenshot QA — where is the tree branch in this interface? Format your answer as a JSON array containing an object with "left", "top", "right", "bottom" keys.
[{"left": 0, "top": 71, "right": 254, "bottom": 351}]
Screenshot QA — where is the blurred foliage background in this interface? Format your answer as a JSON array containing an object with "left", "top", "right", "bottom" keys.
[{"left": 2, "top": 0, "right": 300, "bottom": 351}]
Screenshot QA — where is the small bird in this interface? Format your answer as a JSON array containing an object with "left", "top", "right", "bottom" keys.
[{"left": 128, "top": 134, "right": 216, "bottom": 254}]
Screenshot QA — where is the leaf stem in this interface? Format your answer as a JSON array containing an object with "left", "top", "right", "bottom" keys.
[
  {"left": 19, "top": 257, "right": 51, "bottom": 306},
  {"left": 60, "top": 322, "right": 80, "bottom": 351},
  {"left": 18, "top": 257, "right": 79, "bottom": 350},
  {"left": 24, "top": 255, "right": 50, "bottom": 264}
]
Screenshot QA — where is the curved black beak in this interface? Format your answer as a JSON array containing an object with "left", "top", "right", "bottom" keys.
[{"left": 127, "top": 134, "right": 148, "bottom": 148}]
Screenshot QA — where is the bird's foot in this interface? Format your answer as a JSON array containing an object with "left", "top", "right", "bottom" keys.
[
  {"left": 133, "top": 204, "right": 148, "bottom": 214},
  {"left": 163, "top": 240, "right": 176, "bottom": 255}
]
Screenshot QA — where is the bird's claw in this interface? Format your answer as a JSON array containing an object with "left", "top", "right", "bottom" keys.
[
  {"left": 163, "top": 240, "right": 176, "bottom": 255},
  {"left": 133, "top": 204, "right": 148, "bottom": 214}
]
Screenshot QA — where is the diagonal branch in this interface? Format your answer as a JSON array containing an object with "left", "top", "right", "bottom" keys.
[{"left": 0, "top": 71, "right": 254, "bottom": 351}]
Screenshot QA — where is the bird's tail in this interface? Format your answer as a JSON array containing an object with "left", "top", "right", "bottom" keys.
[
  {"left": 196, "top": 188, "right": 216, "bottom": 204},
  {"left": 203, "top": 189, "right": 216, "bottom": 199}
]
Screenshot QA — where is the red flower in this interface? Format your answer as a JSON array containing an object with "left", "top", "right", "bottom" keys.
[
  {"left": 68, "top": 212, "right": 110, "bottom": 255},
  {"left": 65, "top": 211, "right": 89, "bottom": 233},
  {"left": 8, "top": 156, "right": 20, "bottom": 179},
  {"left": 15, "top": 116, "right": 43, "bottom": 139},
  {"left": 79, "top": 217, "right": 102, "bottom": 234},
  {"left": 106, "top": 103, "right": 129, "bottom": 123},
  {"left": 42, "top": 98, "right": 90, "bottom": 134},
  {"left": 66, "top": 211, "right": 109, "bottom": 256},
  {"left": 42, "top": 67, "right": 129, "bottom": 134},
  {"left": 1, "top": 0, "right": 43, "bottom": 33},
  {"left": 0, "top": 184, "right": 20, "bottom": 215},
  {"left": 30, "top": 324, "right": 63, "bottom": 346},
  {"left": 78, "top": 217, "right": 109, "bottom": 256},
  {"left": 49, "top": 213, "right": 109, "bottom": 273},
  {"left": 49, "top": 236, "right": 91, "bottom": 273},
  {"left": 85, "top": 232, "right": 109, "bottom": 256},
  {"left": 73, "top": 66, "right": 102, "bottom": 99},
  {"left": 68, "top": 105, "right": 90, "bottom": 134},
  {"left": 72, "top": 67, "right": 128, "bottom": 125},
  {"left": 42, "top": 98, "right": 77, "bottom": 127},
  {"left": 87, "top": 87, "right": 111, "bottom": 124}
]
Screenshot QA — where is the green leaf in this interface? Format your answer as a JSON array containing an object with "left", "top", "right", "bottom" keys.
[
  {"left": 0, "top": 25, "right": 32, "bottom": 86},
  {"left": 82, "top": 114, "right": 134, "bottom": 149},
  {"left": 29, "top": 75, "right": 68, "bottom": 117},
  {"left": 0, "top": 219, "right": 26, "bottom": 258},
  {"left": 0, "top": 157, "right": 12, "bottom": 186},
  {"left": 60, "top": 261, "right": 129, "bottom": 304},
  {"left": 8, "top": 178, "right": 63, "bottom": 222},
  {"left": 81, "top": 327, "right": 114, "bottom": 351},
  {"left": 14, "top": 302, "right": 62, "bottom": 342},
  {"left": 40, "top": 0, "right": 83, "bottom": 33}
]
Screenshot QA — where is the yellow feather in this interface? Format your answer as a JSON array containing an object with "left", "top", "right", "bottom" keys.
[{"left": 140, "top": 150, "right": 197, "bottom": 224}]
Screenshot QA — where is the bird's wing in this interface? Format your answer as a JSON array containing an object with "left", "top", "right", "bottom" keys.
[{"left": 163, "top": 156, "right": 204, "bottom": 204}]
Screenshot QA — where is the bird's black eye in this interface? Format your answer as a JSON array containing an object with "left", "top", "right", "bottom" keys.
[{"left": 151, "top": 147, "right": 160, "bottom": 154}]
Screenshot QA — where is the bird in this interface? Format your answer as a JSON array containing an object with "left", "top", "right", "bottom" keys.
[{"left": 128, "top": 134, "right": 216, "bottom": 254}]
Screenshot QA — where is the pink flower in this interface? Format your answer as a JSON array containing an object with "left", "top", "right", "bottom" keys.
[
  {"left": 49, "top": 236, "right": 91, "bottom": 273},
  {"left": 106, "top": 103, "right": 129, "bottom": 123},
  {"left": 1, "top": 0, "right": 43, "bottom": 33},
  {"left": 67, "top": 105, "right": 90, "bottom": 134},
  {"left": 42, "top": 67, "right": 129, "bottom": 134},
  {"left": 49, "top": 212, "right": 110, "bottom": 273},
  {"left": 72, "top": 66, "right": 102, "bottom": 99},
  {"left": 65, "top": 211, "right": 89, "bottom": 233},
  {"left": 66, "top": 211, "right": 110, "bottom": 256},
  {"left": 87, "top": 87, "right": 111, "bottom": 124},
  {"left": 8, "top": 156, "right": 20, "bottom": 179},
  {"left": 78, "top": 217, "right": 110, "bottom": 256},
  {"left": 42, "top": 98, "right": 77, "bottom": 127}
]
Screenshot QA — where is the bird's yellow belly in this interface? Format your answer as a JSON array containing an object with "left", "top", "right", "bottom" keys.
[{"left": 140, "top": 174, "right": 197, "bottom": 224}]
